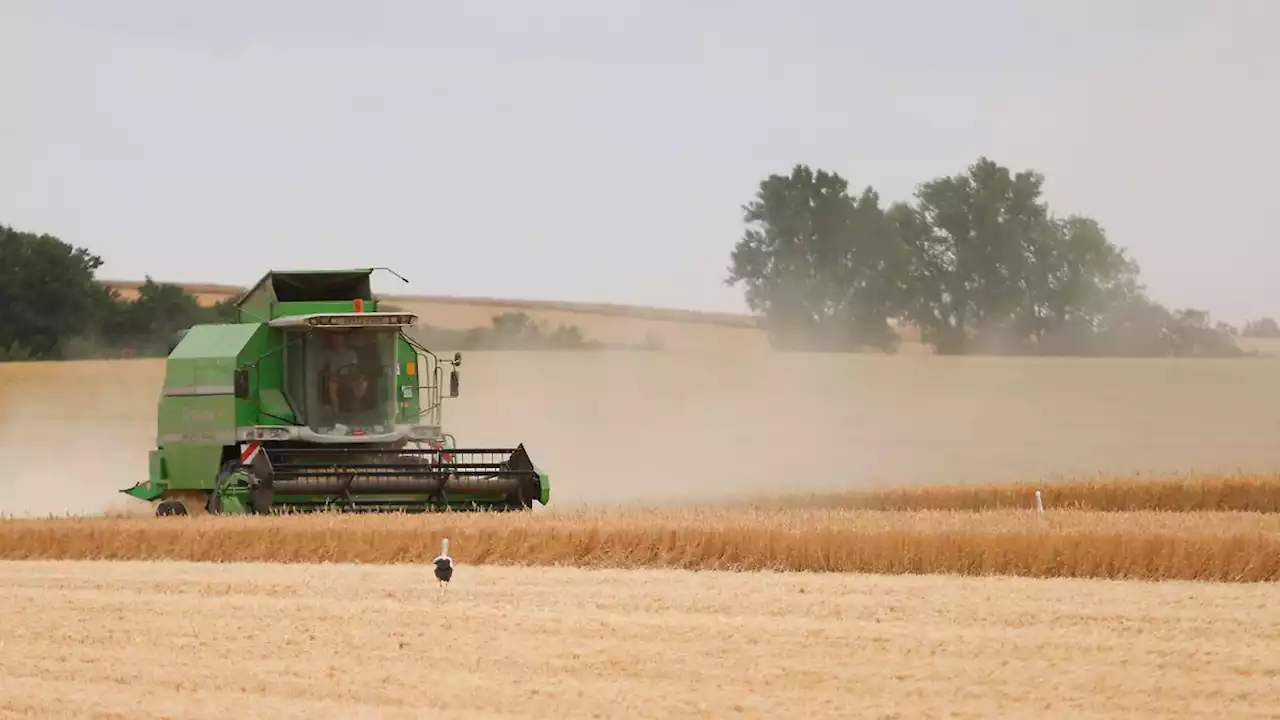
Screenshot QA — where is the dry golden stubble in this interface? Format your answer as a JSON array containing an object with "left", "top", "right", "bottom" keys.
[{"left": 5, "top": 559, "right": 1279, "bottom": 719}]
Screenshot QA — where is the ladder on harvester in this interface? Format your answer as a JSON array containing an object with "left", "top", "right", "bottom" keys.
[{"left": 412, "top": 347, "right": 444, "bottom": 430}]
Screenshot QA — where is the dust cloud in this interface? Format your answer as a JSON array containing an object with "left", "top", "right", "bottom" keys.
[
  {"left": 452, "top": 350, "right": 1280, "bottom": 509},
  {"left": 3, "top": 350, "right": 1280, "bottom": 518},
  {"left": 0, "top": 360, "right": 162, "bottom": 518}
]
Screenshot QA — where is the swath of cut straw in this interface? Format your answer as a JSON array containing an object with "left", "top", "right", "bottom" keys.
[
  {"left": 2, "top": 508, "right": 1278, "bottom": 582},
  {"left": 739, "top": 472, "right": 1280, "bottom": 512}
]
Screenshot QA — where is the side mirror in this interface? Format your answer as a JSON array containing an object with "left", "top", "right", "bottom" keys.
[
  {"left": 453, "top": 351, "right": 462, "bottom": 367},
  {"left": 233, "top": 368, "right": 250, "bottom": 399},
  {"left": 449, "top": 368, "right": 459, "bottom": 398}
]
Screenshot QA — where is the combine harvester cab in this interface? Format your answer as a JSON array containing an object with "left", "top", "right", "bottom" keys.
[{"left": 123, "top": 269, "right": 551, "bottom": 516}]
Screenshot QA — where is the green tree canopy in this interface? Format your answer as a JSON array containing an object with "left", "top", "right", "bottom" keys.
[
  {"left": 726, "top": 166, "right": 908, "bottom": 351},
  {"left": 0, "top": 224, "right": 243, "bottom": 360},
  {"left": 100, "top": 277, "right": 238, "bottom": 356},
  {"left": 0, "top": 222, "right": 607, "bottom": 361},
  {"left": 0, "top": 224, "right": 114, "bottom": 359},
  {"left": 728, "top": 157, "right": 1241, "bottom": 358},
  {"left": 1243, "top": 317, "right": 1280, "bottom": 338}
]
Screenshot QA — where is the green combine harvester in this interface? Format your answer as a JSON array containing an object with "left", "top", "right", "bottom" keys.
[{"left": 122, "top": 268, "right": 550, "bottom": 516}]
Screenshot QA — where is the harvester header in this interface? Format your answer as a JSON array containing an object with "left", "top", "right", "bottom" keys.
[{"left": 124, "top": 267, "right": 550, "bottom": 516}]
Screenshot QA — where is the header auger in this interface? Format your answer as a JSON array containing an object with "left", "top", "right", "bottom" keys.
[{"left": 123, "top": 268, "right": 550, "bottom": 516}]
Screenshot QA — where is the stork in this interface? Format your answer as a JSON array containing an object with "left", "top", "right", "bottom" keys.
[{"left": 433, "top": 537, "right": 453, "bottom": 592}]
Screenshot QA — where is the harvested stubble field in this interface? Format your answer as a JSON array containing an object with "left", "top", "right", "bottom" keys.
[
  {"left": 2, "top": 559, "right": 1279, "bottom": 719},
  {"left": 3, "top": 507, "right": 1279, "bottom": 581}
]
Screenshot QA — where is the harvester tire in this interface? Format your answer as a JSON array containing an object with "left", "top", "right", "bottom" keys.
[
  {"left": 156, "top": 500, "right": 187, "bottom": 517},
  {"left": 250, "top": 482, "right": 273, "bottom": 515}
]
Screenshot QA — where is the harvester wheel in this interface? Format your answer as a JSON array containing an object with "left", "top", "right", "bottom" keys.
[
  {"left": 250, "top": 483, "right": 273, "bottom": 515},
  {"left": 156, "top": 500, "right": 188, "bottom": 517}
]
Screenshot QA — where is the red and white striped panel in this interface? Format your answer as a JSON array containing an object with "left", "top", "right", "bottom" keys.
[{"left": 239, "top": 442, "right": 261, "bottom": 465}]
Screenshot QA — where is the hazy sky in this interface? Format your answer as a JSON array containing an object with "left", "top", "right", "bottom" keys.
[{"left": 2, "top": 1, "right": 1276, "bottom": 321}]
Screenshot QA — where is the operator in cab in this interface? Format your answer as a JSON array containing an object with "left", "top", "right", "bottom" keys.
[{"left": 316, "top": 330, "right": 373, "bottom": 419}]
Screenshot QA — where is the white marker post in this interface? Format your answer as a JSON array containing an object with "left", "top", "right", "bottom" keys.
[{"left": 1034, "top": 490, "right": 1045, "bottom": 514}]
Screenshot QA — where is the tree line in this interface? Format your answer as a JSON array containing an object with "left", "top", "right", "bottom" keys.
[
  {"left": 726, "top": 157, "right": 1272, "bottom": 357},
  {"left": 0, "top": 225, "right": 238, "bottom": 360},
  {"left": 5, "top": 154, "right": 1277, "bottom": 363},
  {"left": 0, "top": 224, "right": 604, "bottom": 361}
]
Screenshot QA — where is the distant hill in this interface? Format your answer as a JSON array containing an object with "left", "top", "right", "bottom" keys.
[
  {"left": 99, "top": 279, "right": 785, "bottom": 352},
  {"left": 106, "top": 279, "right": 1271, "bottom": 357}
]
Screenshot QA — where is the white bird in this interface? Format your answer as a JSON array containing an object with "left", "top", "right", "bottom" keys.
[{"left": 432, "top": 538, "right": 453, "bottom": 592}]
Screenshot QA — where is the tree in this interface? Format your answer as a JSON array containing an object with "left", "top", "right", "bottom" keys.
[
  {"left": 1242, "top": 317, "right": 1280, "bottom": 338},
  {"left": 486, "top": 312, "right": 545, "bottom": 349},
  {"left": 893, "top": 157, "right": 1146, "bottom": 355},
  {"left": 209, "top": 296, "right": 239, "bottom": 323},
  {"left": 546, "top": 323, "right": 588, "bottom": 349},
  {"left": 1030, "top": 215, "right": 1146, "bottom": 356},
  {"left": 902, "top": 158, "right": 1052, "bottom": 354},
  {"left": 0, "top": 220, "right": 251, "bottom": 361},
  {"left": 728, "top": 157, "right": 1241, "bottom": 358},
  {"left": 1082, "top": 292, "right": 1161, "bottom": 356},
  {"left": 101, "top": 277, "right": 218, "bottom": 354},
  {"left": 1165, "top": 308, "right": 1243, "bottom": 357},
  {"left": 0, "top": 224, "right": 112, "bottom": 359},
  {"left": 726, "top": 165, "right": 905, "bottom": 352}
]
